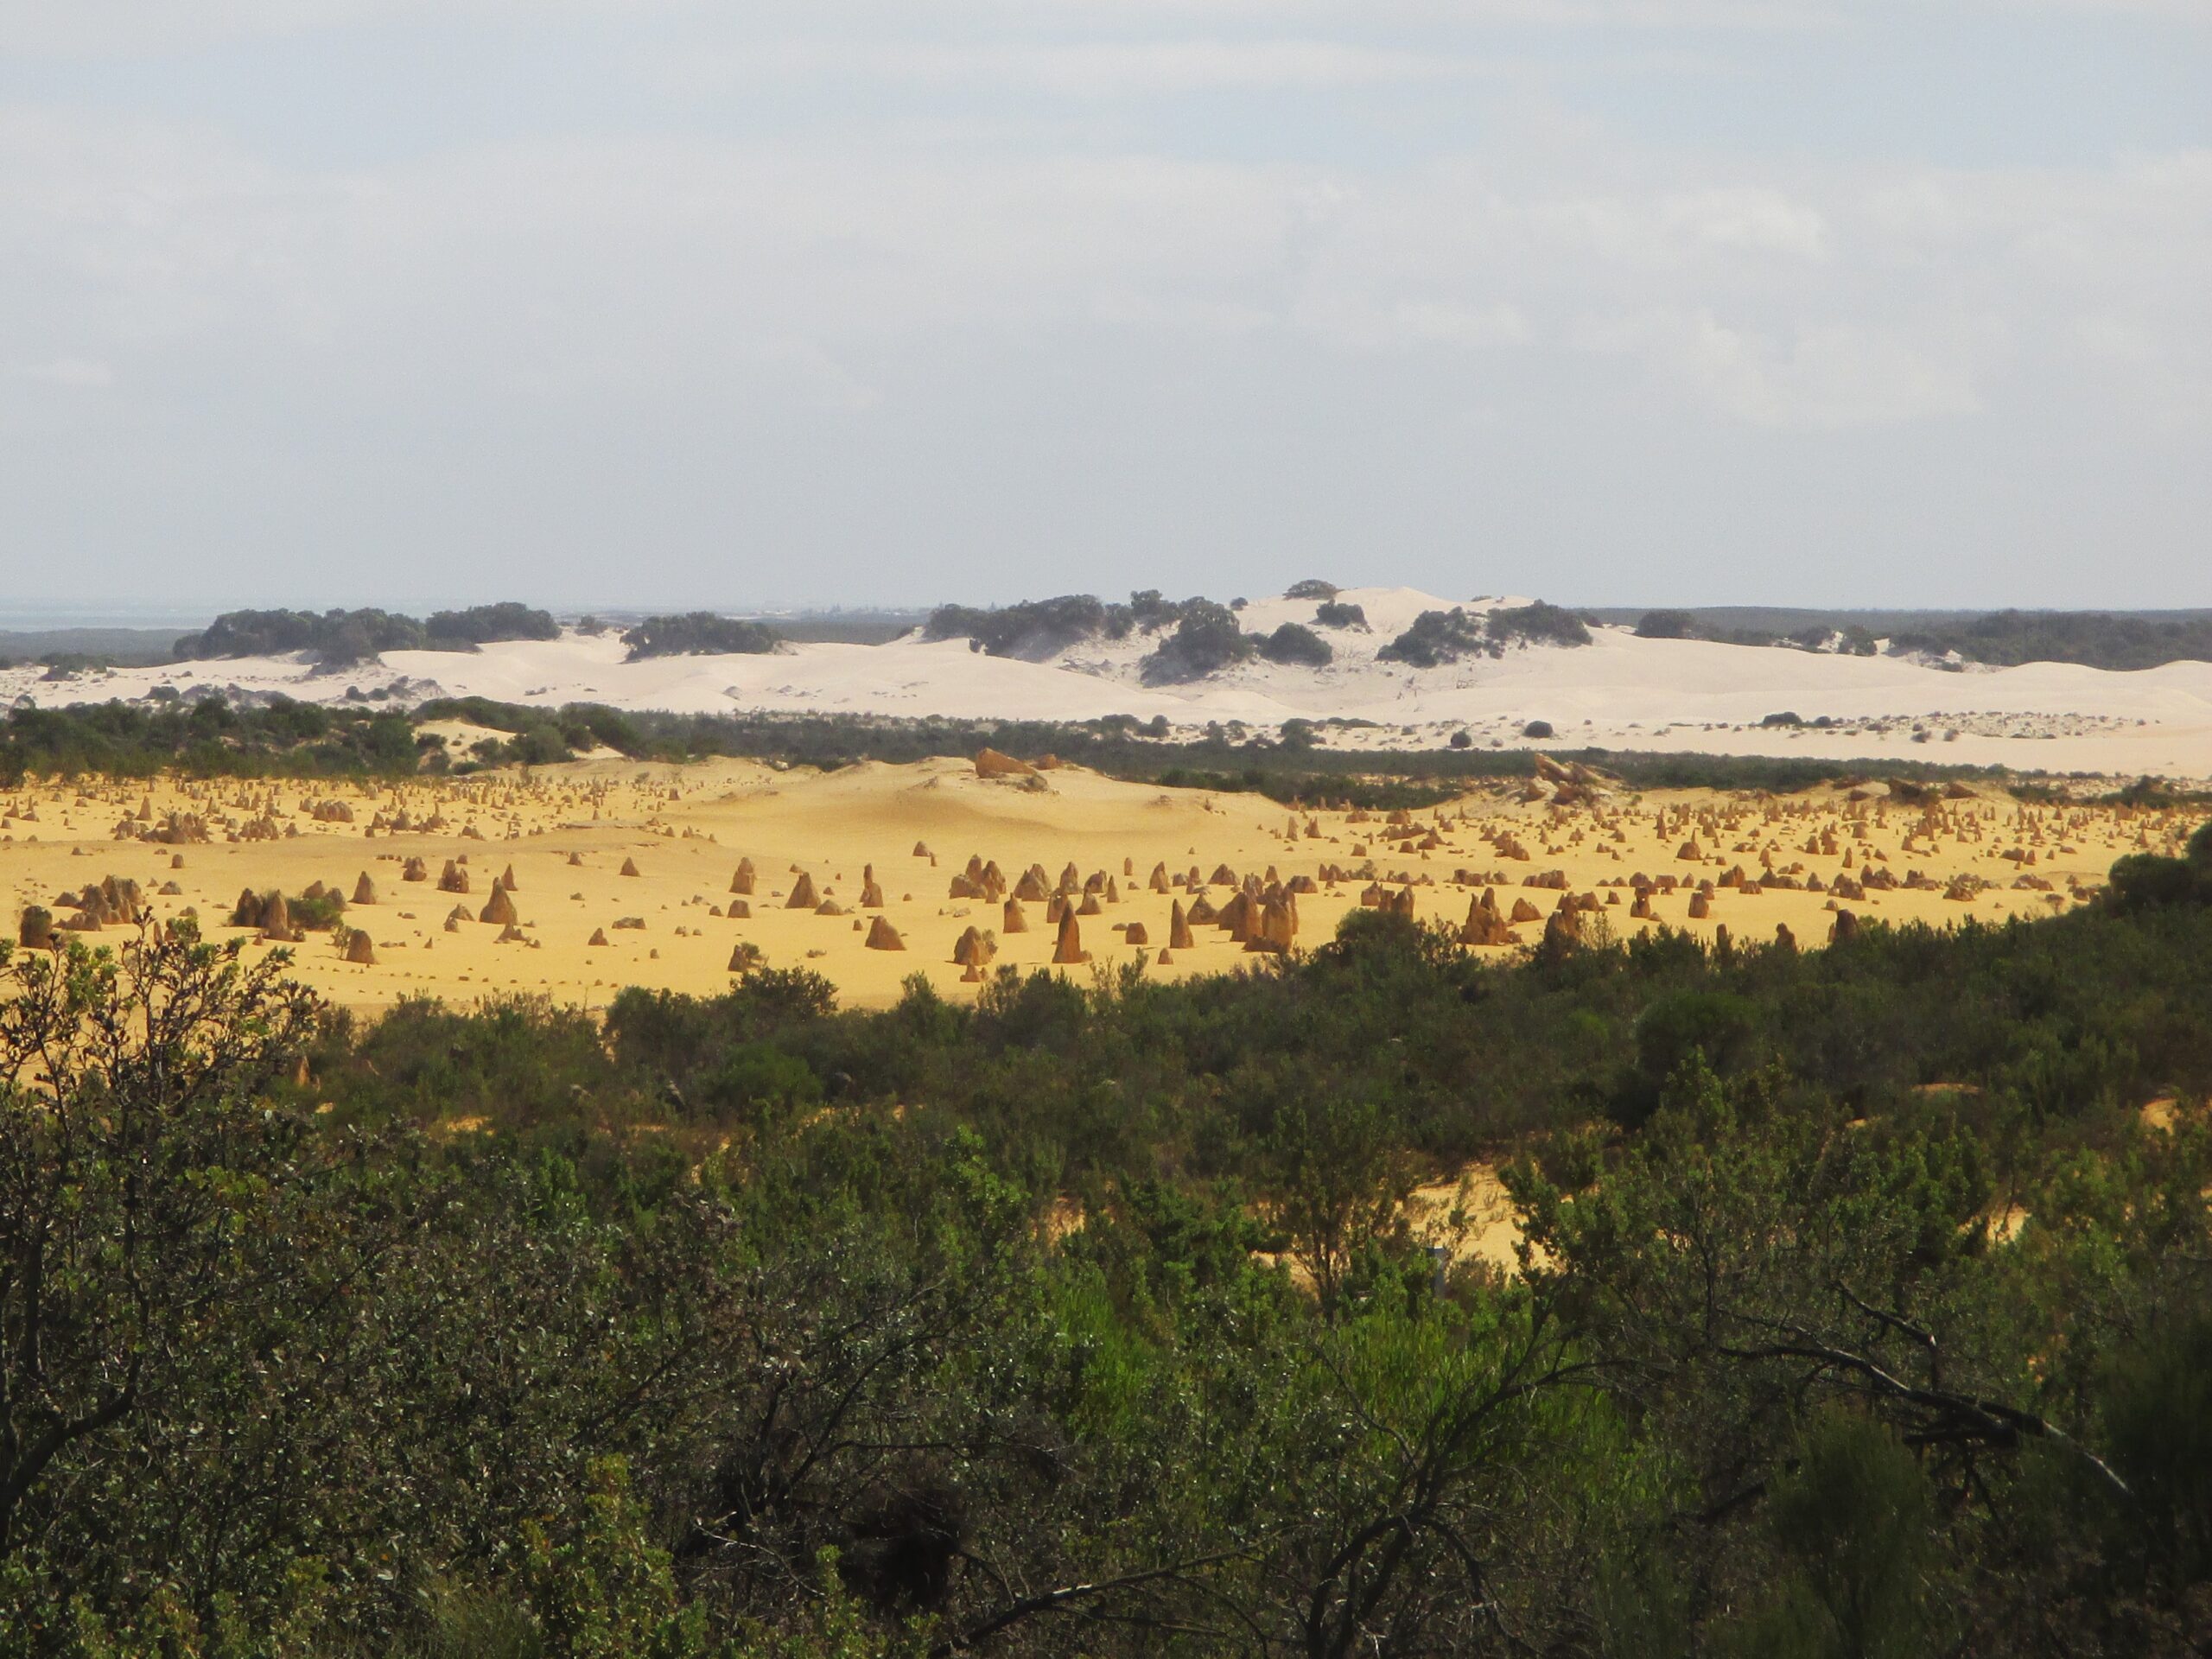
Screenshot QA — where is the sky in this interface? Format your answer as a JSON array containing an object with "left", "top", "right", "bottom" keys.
[{"left": 1, "top": 1, "right": 2207, "bottom": 615}]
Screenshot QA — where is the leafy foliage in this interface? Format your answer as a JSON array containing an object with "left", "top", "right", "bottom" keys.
[
  {"left": 1377, "top": 607, "right": 1493, "bottom": 668},
  {"left": 0, "top": 695, "right": 2037, "bottom": 804},
  {"left": 1486, "top": 601, "right": 1593, "bottom": 648},
  {"left": 5, "top": 845, "right": 2212, "bottom": 1651},
  {"left": 1139, "top": 601, "right": 1256, "bottom": 684},
  {"left": 424, "top": 602, "right": 561, "bottom": 645},
  {"left": 1892, "top": 610, "right": 2212, "bottom": 672},
  {"left": 922, "top": 595, "right": 1140, "bottom": 658},
  {"left": 1254, "top": 622, "right": 1333, "bottom": 667},
  {"left": 1636, "top": 608, "right": 1698, "bottom": 639},
  {"left": 620, "top": 613, "right": 782, "bottom": 660},
  {"left": 172, "top": 602, "right": 556, "bottom": 665}
]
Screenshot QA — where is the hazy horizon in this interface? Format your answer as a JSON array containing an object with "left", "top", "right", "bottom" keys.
[
  {"left": 3, "top": 2, "right": 2207, "bottom": 612},
  {"left": 16, "top": 592, "right": 2212, "bottom": 640}
]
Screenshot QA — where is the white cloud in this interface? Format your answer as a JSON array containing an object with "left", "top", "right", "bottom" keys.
[
  {"left": 1583, "top": 309, "right": 1980, "bottom": 428},
  {"left": 1656, "top": 188, "right": 1829, "bottom": 260},
  {"left": 22, "top": 357, "right": 115, "bottom": 388},
  {"left": 11, "top": 0, "right": 2200, "bottom": 61},
  {"left": 0, "top": 0, "right": 2203, "bottom": 604},
  {"left": 661, "top": 38, "right": 1503, "bottom": 98},
  {"left": 0, "top": 0, "right": 693, "bottom": 58},
  {"left": 5, "top": 108, "right": 2196, "bottom": 434}
]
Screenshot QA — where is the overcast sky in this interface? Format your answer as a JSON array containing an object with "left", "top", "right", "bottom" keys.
[{"left": 2, "top": 1, "right": 2206, "bottom": 614}]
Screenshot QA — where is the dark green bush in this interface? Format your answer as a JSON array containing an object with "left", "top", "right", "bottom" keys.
[
  {"left": 1255, "top": 622, "right": 1333, "bottom": 667},
  {"left": 1140, "top": 600, "right": 1255, "bottom": 684},
  {"left": 620, "top": 613, "right": 781, "bottom": 659},
  {"left": 1378, "top": 608, "right": 1491, "bottom": 668},
  {"left": 1487, "top": 600, "right": 1592, "bottom": 648}
]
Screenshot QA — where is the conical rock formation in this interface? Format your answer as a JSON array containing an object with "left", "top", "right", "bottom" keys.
[
  {"left": 1052, "top": 908, "right": 1089, "bottom": 965},
  {"left": 1168, "top": 899, "right": 1195, "bottom": 950}
]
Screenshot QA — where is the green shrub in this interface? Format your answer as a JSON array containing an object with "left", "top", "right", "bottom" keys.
[
  {"left": 1255, "top": 623, "right": 1332, "bottom": 667},
  {"left": 1378, "top": 608, "right": 1491, "bottom": 668},
  {"left": 621, "top": 614, "right": 780, "bottom": 659},
  {"left": 1140, "top": 601, "right": 1255, "bottom": 684}
]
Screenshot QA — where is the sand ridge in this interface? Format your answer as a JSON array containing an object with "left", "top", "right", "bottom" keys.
[{"left": 3, "top": 755, "right": 2195, "bottom": 1014}]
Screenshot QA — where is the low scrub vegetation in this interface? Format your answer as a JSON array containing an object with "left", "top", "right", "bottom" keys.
[
  {"left": 1139, "top": 600, "right": 1256, "bottom": 683},
  {"left": 1891, "top": 609, "right": 2212, "bottom": 671},
  {"left": 620, "top": 613, "right": 782, "bottom": 659},
  {"left": 1486, "top": 600, "right": 1593, "bottom": 647},
  {"left": 173, "top": 602, "right": 558, "bottom": 665},
  {"left": 1254, "top": 620, "right": 1333, "bottom": 666},
  {"left": 1378, "top": 607, "right": 1494, "bottom": 667},
  {"left": 6, "top": 830, "right": 2209, "bottom": 1653},
  {"left": 0, "top": 697, "right": 2031, "bottom": 804}
]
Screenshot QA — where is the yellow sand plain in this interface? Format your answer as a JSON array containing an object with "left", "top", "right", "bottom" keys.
[{"left": 2, "top": 756, "right": 2196, "bottom": 1014}]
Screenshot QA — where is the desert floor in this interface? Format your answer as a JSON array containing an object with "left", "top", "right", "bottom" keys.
[{"left": 3, "top": 753, "right": 2194, "bottom": 1016}]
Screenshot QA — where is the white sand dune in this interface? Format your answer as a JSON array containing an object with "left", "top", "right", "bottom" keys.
[{"left": 7, "top": 586, "right": 2211, "bottom": 777}]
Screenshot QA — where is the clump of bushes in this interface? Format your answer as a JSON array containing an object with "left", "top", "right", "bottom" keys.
[
  {"left": 1378, "top": 608, "right": 1492, "bottom": 668},
  {"left": 231, "top": 886, "right": 346, "bottom": 931},
  {"left": 424, "top": 602, "right": 559, "bottom": 645},
  {"left": 924, "top": 591, "right": 1199, "bottom": 659},
  {"left": 924, "top": 595, "right": 1124, "bottom": 658},
  {"left": 175, "top": 603, "right": 558, "bottom": 667},
  {"left": 1314, "top": 601, "right": 1369, "bottom": 630},
  {"left": 2108, "top": 819, "right": 2212, "bottom": 911},
  {"left": 621, "top": 614, "right": 781, "bottom": 660},
  {"left": 1255, "top": 623, "right": 1333, "bottom": 667},
  {"left": 1487, "top": 601, "right": 1592, "bottom": 648},
  {"left": 1141, "top": 601, "right": 1256, "bottom": 684},
  {"left": 1636, "top": 609, "right": 1698, "bottom": 639}
]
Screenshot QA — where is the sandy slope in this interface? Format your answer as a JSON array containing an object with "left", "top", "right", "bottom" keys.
[
  {"left": 5, "top": 757, "right": 2190, "bottom": 1016},
  {"left": 7, "top": 587, "right": 2211, "bottom": 775}
]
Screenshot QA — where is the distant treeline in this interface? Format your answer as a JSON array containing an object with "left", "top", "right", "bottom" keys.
[
  {"left": 160, "top": 606, "right": 799, "bottom": 669},
  {"left": 413, "top": 702, "right": 2023, "bottom": 803},
  {"left": 1617, "top": 607, "right": 2212, "bottom": 671},
  {"left": 1378, "top": 602, "right": 1593, "bottom": 667},
  {"left": 43, "top": 600, "right": 2212, "bottom": 677},
  {"left": 0, "top": 627, "right": 184, "bottom": 671},
  {"left": 173, "top": 602, "right": 561, "bottom": 665},
  {"left": 0, "top": 698, "right": 423, "bottom": 784},
  {"left": 1633, "top": 609, "right": 1880, "bottom": 655},
  {"left": 616, "top": 613, "right": 780, "bottom": 660},
  {"left": 1, "top": 696, "right": 2027, "bottom": 803},
  {"left": 1891, "top": 610, "right": 2212, "bottom": 672}
]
